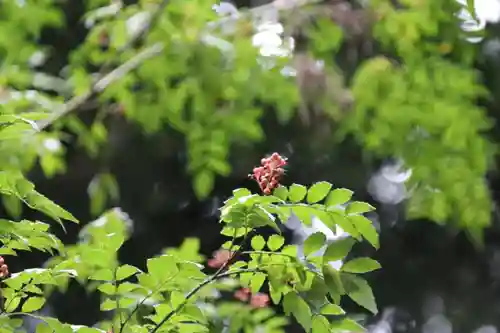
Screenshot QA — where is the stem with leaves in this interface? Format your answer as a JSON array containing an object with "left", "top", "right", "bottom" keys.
[{"left": 149, "top": 230, "right": 253, "bottom": 333}]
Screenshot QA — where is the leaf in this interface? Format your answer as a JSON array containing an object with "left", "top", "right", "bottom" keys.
[
  {"left": 323, "top": 265, "right": 345, "bottom": 302},
  {"left": 283, "top": 292, "right": 312, "bottom": 331},
  {"left": 312, "top": 315, "right": 331, "bottom": 333},
  {"left": 320, "top": 303, "right": 345, "bottom": 315},
  {"left": 273, "top": 186, "right": 288, "bottom": 200},
  {"left": 89, "top": 268, "right": 113, "bottom": 281},
  {"left": 267, "top": 234, "right": 284, "bottom": 251},
  {"left": 117, "top": 282, "right": 139, "bottom": 293},
  {"left": 342, "top": 274, "right": 378, "bottom": 314},
  {"left": 291, "top": 205, "right": 313, "bottom": 225},
  {"left": 288, "top": 184, "right": 307, "bottom": 202},
  {"left": 170, "top": 290, "right": 185, "bottom": 308},
  {"left": 341, "top": 258, "right": 381, "bottom": 273},
  {"left": 349, "top": 215, "right": 379, "bottom": 249},
  {"left": 147, "top": 255, "right": 178, "bottom": 280},
  {"left": 97, "top": 283, "right": 116, "bottom": 295},
  {"left": 323, "top": 238, "right": 355, "bottom": 262},
  {"left": 466, "top": 0, "right": 480, "bottom": 22},
  {"left": 346, "top": 201, "right": 375, "bottom": 215},
  {"left": 253, "top": 206, "right": 281, "bottom": 233},
  {"left": 116, "top": 264, "right": 140, "bottom": 280},
  {"left": 233, "top": 188, "right": 252, "bottom": 198},
  {"left": 3, "top": 195, "right": 22, "bottom": 219},
  {"left": 5, "top": 296, "right": 21, "bottom": 312},
  {"left": 330, "top": 213, "right": 360, "bottom": 239},
  {"left": 221, "top": 227, "right": 247, "bottom": 238},
  {"left": 303, "top": 232, "right": 326, "bottom": 257},
  {"left": 331, "top": 318, "right": 366, "bottom": 332},
  {"left": 36, "top": 323, "right": 52, "bottom": 333},
  {"left": 193, "top": 170, "right": 214, "bottom": 200},
  {"left": 100, "top": 298, "right": 116, "bottom": 311},
  {"left": 22, "top": 297, "right": 46, "bottom": 312},
  {"left": 307, "top": 181, "right": 332, "bottom": 203},
  {"left": 251, "top": 235, "right": 266, "bottom": 251},
  {"left": 326, "top": 188, "right": 353, "bottom": 207},
  {"left": 250, "top": 272, "right": 266, "bottom": 293}
]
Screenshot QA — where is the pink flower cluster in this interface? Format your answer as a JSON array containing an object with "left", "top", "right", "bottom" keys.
[
  {"left": 207, "top": 249, "right": 234, "bottom": 269},
  {"left": 0, "top": 256, "right": 8, "bottom": 278},
  {"left": 250, "top": 153, "right": 287, "bottom": 195},
  {"left": 234, "top": 287, "right": 270, "bottom": 308},
  {"left": 207, "top": 249, "right": 271, "bottom": 308}
]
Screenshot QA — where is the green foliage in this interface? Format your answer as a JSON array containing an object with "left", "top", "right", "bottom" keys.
[
  {"left": 343, "top": 0, "right": 494, "bottom": 232},
  {"left": 0, "top": 0, "right": 496, "bottom": 330},
  {"left": 0, "top": 175, "right": 378, "bottom": 333},
  {"left": 0, "top": 0, "right": 492, "bottom": 234}
]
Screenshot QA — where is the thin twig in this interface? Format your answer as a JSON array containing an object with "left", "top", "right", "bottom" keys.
[
  {"left": 119, "top": 272, "right": 180, "bottom": 333},
  {"left": 148, "top": 268, "right": 260, "bottom": 333},
  {"left": 37, "top": 43, "right": 164, "bottom": 131},
  {"left": 149, "top": 231, "right": 253, "bottom": 333}
]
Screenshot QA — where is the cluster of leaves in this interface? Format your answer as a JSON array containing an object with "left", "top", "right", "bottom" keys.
[
  {"left": 0, "top": 0, "right": 492, "bottom": 235},
  {"left": 0, "top": 178, "right": 380, "bottom": 333},
  {"left": 69, "top": 0, "right": 302, "bottom": 200},
  {"left": 339, "top": 0, "right": 496, "bottom": 235}
]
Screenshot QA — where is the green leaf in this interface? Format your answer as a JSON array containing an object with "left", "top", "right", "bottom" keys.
[
  {"left": 147, "top": 255, "right": 178, "bottom": 280},
  {"left": 3, "top": 195, "right": 22, "bottom": 219},
  {"left": 193, "top": 170, "right": 214, "bottom": 200},
  {"left": 273, "top": 186, "right": 288, "bottom": 200},
  {"left": 233, "top": 188, "right": 252, "bottom": 198},
  {"left": 323, "top": 238, "right": 355, "bottom": 262},
  {"left": 331, "top": 318, "right": 366, "bottom": 332},
  {"left": 221, "top": 227, "right": 247, "bottom": 238},
  {"left": 283, "top": 292, "right": 312, "bottom": 331},
  {"left": 5, "top": 296, "right": 21, "bottom": 312},
  {"left": 117, "top": 282, "right": 139, "bottom": 294},
  {"left": 100, "top": 298, "right": 116, "bottom": 311},
  {"left": 341, "top": 257, "right": 381, "bottom": 273},
  {"left": 342, "top": 274, "right": 378, "bottom": 314},
  {"left": 346, "top": 201, "right": 376, "bottom": 215},
  {"left": 170, "top": 290, "right": 185, "bottom": 308},
  {"left": 97, "top": 283, "right": 116, "bottom": 295},
  {"left": 36, "top": 323, "right": 52, "bottom": 333},
  {"left": 326, "top": 188, "right": 353, "bottom": 207},
  {"left": 252, "top": 206, "right": 281, "bottom": 233},
  {"left": 466, "top": 0, "right": 479, "bottom": 21},
  {"left": 250, "top": 272, "right": 266, "bottom": 293},
  {"left": 22, "top": 297, "right": 46, "bottom": 312},
  {"left": 307, "top": 181, "right": 332, "bottom": 203},
  {"left": 323, "top": 265, "right": 345, "bottom": 302},
  {"left": 89, "top": 268, "right": 113, "bottom": 281},
  {"left": 289, "top": 184, "right": 307, "bottom": 202},
  {"left": 291, "top": 205, "right": 313, "bottom": 225},
  {"left": 267, "top": 234, "right": 284, "bottom": 251},
  {"left": 116, "top": 264, "right": 140, "bottom": 280},
  {"left": 251, "top": 235, "right": 266, "bottom": 251},
  {"left": 312, "top": 315, "right": 331, "bottom": 333},
  {"left": 349, "top": 215, "right": 379, "bottom": 249},
  {"left": 320, "top": 303, "right": 345, "bottom": 315},
  {"left": 303, "top": 232, "right": 326, "bottom": 257},
  {"left": 330, "top": 213, "right": 360, "bottom": 239}
]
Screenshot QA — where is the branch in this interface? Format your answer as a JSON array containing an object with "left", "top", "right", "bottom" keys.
[
  {"left": 149, "top": 230, "right": 253, "bottom": 333},
  {"left": 37, "top": 43, "right": 164, "bottom": 131},
  {"left": 37, "top": 0, "right": 320, "bottom": 131},
  {"left": 148, "top": 268, "right": 260, "bottom": 333}
]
